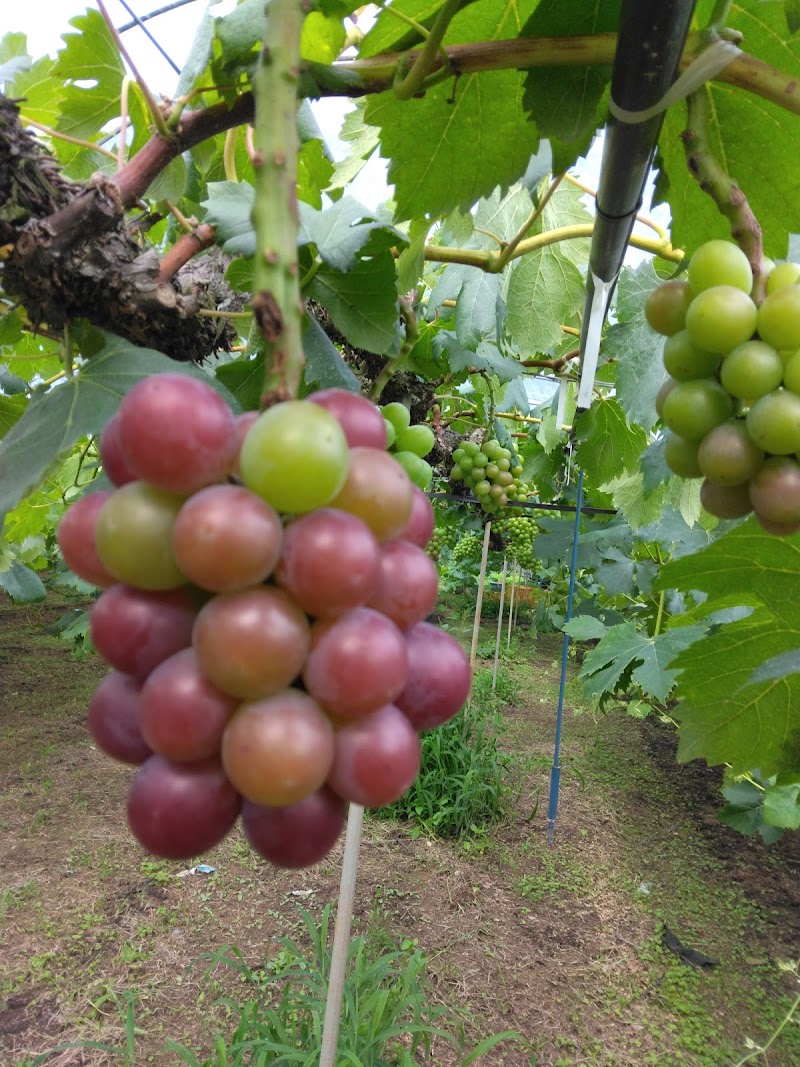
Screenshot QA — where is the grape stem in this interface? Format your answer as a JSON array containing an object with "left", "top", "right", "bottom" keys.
[
  {"left": 251, "top": 0, "right": 309, "bottom": 406},
  {"left": 682, "top": 88, "right": 765, "bottom": 299},
  {"left": 370, "top": 295, "right": 420, "bottom": 400}
]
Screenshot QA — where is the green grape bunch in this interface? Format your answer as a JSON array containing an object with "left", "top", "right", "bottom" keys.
[
  {"left": 426, "top": 525, "right": 458, "bottom": 561},
  {"left": 451, "top": 533, "right": 482, "bottom": 562},
  {"left": 646, "top": 239, "right": 800, "bottom": 535},
  {"left": 381, "top": 402, "right": 435, "bottom": 489},
  {"left": 449, "top": 437, "right": 527, "bottom": 514},
  {"left": 495, "top": 515, "right": 538, "bottom": 568}
]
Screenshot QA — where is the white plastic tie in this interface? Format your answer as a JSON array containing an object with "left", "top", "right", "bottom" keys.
[
  {"left": 608, "top": 39, "right": 742, "bottom": 124},
  {"left": 577, "top": 271, "right": 616, "bottom": 409}
]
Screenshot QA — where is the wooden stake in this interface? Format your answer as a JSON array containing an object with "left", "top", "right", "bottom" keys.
[
  {"left": 507, "top": 558, "right": 518, "bottom": 647},
  {"left": 492, "top": 556, "right": 508, "bottom": 691},
  {"left": 469, "top": 520, "right": 492, "bottom": 669},
  {"left": 319, "top": 803, "right": 364, "bottom": 1067}
]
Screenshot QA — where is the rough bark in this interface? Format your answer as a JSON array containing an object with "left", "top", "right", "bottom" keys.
[{"left": 0, "top": 96, "right": 236, "bottom": 362}]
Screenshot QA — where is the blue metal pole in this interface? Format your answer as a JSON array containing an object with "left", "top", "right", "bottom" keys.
[{"left": 547, "top": 468, "right": 584, "bottom": 846}]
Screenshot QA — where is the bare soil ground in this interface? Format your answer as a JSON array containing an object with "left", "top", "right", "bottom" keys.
[{"left": 1, "top": 595, "right": 800, "bottom": 1066}]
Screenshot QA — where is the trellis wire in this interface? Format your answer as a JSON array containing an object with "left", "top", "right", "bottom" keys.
[
  {"left": 116, "top": 0, "right": 182, "bottom": 74},
  {"left": 118, "top": 0, "right": 201, "bottom": 31}
]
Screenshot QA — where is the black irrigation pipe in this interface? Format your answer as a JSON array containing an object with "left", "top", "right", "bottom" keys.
[
  {"left": 117, "top": 0, "right": 201, "bottom": 32},
  {"left": 116, "top": 0, "right": 182, "bottom": 74},
  {"left": 428, "top": 492, "right": 617, "bottom": 517}
]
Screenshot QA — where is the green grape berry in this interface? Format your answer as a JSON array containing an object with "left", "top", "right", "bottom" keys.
[
  {"left": 645, "top": 279, "right": 692, "bottom": 336},
  {"left": 393, "top": 450, "right": 432, "bottom": 488},
  {"left": 766, "top": 262, "right": 800, "bottom": 294},
  {"left": 381, "top": 402, "right": 411, "bottom": 435},
  {"left": 395, "top": 424, "right": 435, "bottom": 458},
  {"left": 383, "top": 419, "right": 396, "bottom": 449},
  {"left": 662, "top": 330, "right": 721, "bottom": 381},
  {"left": 756, "top": 287, "right": 800, "bottom": 351},
  {"left": 664, "top": 434, "right": 702, "bottom": 478},
  {"left": 746, "top": 390, "right": 800, "bottom": 455},
  {"left": 720, "top": 340, "right": 784, "bottom": 400},
  {"left": 688, "top": 239, "right": 753, "bottom": 295},
  {"left": 661, "top": 379, "right": 734, "bottom": 440},
  {"left": 685, "top": 286, "right": 758, "bottom": 353}
]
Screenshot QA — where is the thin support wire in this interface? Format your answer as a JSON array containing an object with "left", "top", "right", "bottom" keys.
[
  {"left": 116, "top": 0, "right": 182, "bottom": 74},
  {"left": 546, "top": 467, "right": 584, "bottom": 847},
  {"left": 118, "top": 0, "right": 201, "bottom": 32}
]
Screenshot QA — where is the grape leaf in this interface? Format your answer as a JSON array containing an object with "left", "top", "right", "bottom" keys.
[
  {"left": 431, "top": 266, "right": 501, "bottom": 348},
  {"left": 656, "top": 520, "right": 800, "bottom": 773},
  {"left": 176, "top": 0, "right": 218, "bottom": 96},
  {"left": 580, "top": 621, "right": 707, "bottom": 703},
  {"left": 306, "top": 252, "right": 400, "bottom": 354},
  {"left": 563, "top": 615, "right": 608, "bottom": 640},
  {"left": 657, "top": 2, "right": 800, "bottom": 258},
  {"left": 202, "top": 181, "right": 255, "bottom": 256},
  {"left": 719, "top": 778, "right": 783, "bottom": 842},
  {"left": 573, "top": 398, "right": 648, "bottom": 487},
  {"left": 0, "top": 557, "right": 46, "bottom": 604},
  {"left": 0, "top": 395, "right": 27, "bottom": 438},
  {"left": 297, "top": 139, "right": 334, "bottom": 209},
  {"left": 363, "top": 0, "right": 539, "bottom": 221},
  {"left": 327, "top": 101, "right": 381, "bottom": 194},
  {"left": 496, "top": 378, "right": 530, "bottom": 415},
  {"left": 521, "top": 0, "right": 619, "bottom": 171},
  {"left": 301, "top": 11, "right": 345, "bottom": 63},
  {"left": 358, "top": 0, "right": 446, "bottom": 56},
  {"left": 605, "top": 261, "right": 668, "bottom": 431},
  {"left": 12, "top": 56, "right": 64, "bottom": 128},
  {"left": 505, "top": 245, "right": 584, "bottom": 356},
  {"left": 474, "top": 184, "right": 536, "bottom": 250},
  {"left": 299, "top": 199, "right": 406, "bottom": 272},
  {"left": 302, "top": 315, "right": 360, "bottom": 391},
  {"left": 763, "top": 780, "right": 800, "bottom": 828},
  {"left": 749, "top": 648, "right": 800, "bottom": 684},
  {"left": 53, "top": 10, "right": 124, "bottom": 141},
  {"left": 0, "top": 334, "right": 238, "bottom": 524},
  {"left": 215, "top": 0, "right": 268, "bottom": 76},
  {"left": 215, "top": 352, "right": 264, "bottom": 410},
  {"left": 433, "top": 334, "right": 523, "bottom": 383}
]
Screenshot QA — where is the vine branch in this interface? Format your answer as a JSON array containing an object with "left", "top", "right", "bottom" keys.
[
  {"left": 251, "top": 0, "right": 307, "bottom": 406},
  {"left": 681, "top": 88, "right": 764, "bottom": 296}
]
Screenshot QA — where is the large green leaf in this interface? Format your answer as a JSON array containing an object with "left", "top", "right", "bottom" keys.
[
  {"left": 363, "top": 0, "right": 539, "bottom": 221},
  {"left": 306, "top": 253, "right": 400, "bottom": 354},
  {"left": 505, "top": 246, "right": 584, "bottom": 356},
  {"left": 657, "top": 1, "right": 800, "bottom": 258},
  {"left": 358, "top": 0, "right": 447, "bottom": 56},
  {"left": 0, "top": 557, "right": 46, "bottom": 603},
  {"left": 605, "top": 261, "right": 668, "bottom": 431},
  {"left": 657, "top": 520, "right": 800, "bottom": 773},
  {"left": 573, "top": 398, "right": 648, "bottom": 487},
  {"left": 521, "top": 0, "right": 619, "bottom": 170},
  {"left": 580, "top": 621, "right": 707, "bottom": 703},
  {"left": 0, "top": 335, "right": 238, "bottom": 524}
]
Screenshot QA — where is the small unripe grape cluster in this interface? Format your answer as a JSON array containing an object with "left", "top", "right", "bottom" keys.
[
  {"left": 646, "top": 240, "right": 800, "bottom": 534},
  {"left": 425, "top": 525, "right": 458, "bottom": 561},
  {"left": 496, "top": 515, "right": 537, "bottom": 568},
  {"left": 381, "top": 402, "right": 434, "bottom": 489},
  {"left": 451, "top": 532, "right": 482, "bottom": 563},
  {"left": 56, "top": 376, "right": 471, "bottom": 869},
  {"left": 450, "top": 438, "right": 526, "bottom": 514}
]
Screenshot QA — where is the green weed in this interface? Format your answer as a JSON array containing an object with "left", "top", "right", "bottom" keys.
[{"left": 376, "top": 668, "right": 521, "bottom": 839}]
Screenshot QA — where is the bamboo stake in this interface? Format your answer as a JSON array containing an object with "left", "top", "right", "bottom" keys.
[
  {"left": 469, "top": 521, "right": 492, "bottom": 669},
  {"left": 319, "top": 803, "right": 364, "bottom": 1067},
  {"left": 507, "top": 559, "right": 518, "bottom": 647},
  {"left": 492, "top": 557, "right": 508, "bottom": 691}
]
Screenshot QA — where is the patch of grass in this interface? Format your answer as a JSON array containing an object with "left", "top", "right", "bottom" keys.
[
  {"left": 515, "top": 848, "right": 591, "bottom": 904},
  {"left": 375, "top": 667, "right": 522, "bottom": 839}
]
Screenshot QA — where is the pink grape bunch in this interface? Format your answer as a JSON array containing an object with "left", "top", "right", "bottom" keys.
[
  {"left": 56, "top": 375, "right": 472, "bottom": 869},
  {"left": 647, "top": 239, "right": 800, "bottom": 534}
]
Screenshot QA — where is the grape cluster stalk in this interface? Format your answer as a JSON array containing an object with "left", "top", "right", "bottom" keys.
[
  {"left": 57, "top": 377, "right": 471, "bottom": 869},
  {"left": 647, "top": 240, "right": 800, "bottom": 534}
]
